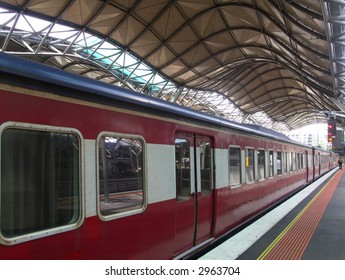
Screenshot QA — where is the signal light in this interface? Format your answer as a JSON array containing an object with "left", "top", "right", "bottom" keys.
[{"left": 327, "top": 118, "right": 336, "bottom": 143}]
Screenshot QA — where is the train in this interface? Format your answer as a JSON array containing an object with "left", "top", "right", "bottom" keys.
[{"left": 0, "top": 53, "right": 338, "bottom": 259}]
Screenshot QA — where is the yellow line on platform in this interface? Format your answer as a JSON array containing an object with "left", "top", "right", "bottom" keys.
[{"left": 257, "top": 171, "right": 339, "bottom": 260}]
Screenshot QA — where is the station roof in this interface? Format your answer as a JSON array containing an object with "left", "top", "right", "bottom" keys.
[{"left": 0, "top": 0, "right": 344, "bottom": 131}]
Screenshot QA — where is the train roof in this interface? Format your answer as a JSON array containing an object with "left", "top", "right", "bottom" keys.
[{"left": 0, "top": 53, "right": 307, "bottom": 146}]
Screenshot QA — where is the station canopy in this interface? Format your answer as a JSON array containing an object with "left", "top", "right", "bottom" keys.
[{"left": 1, "top": 0, "right": 345, "bottom": 132}]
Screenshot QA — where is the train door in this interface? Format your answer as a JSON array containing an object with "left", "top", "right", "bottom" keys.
[
  {"left": 305, "top": 150, "right": 309, "bottom": 182},
  {"left": 195, "top": 135, "right": 214, "bottom": 244},
  {"left": 174, "top": 132, "right": 214, "bottom": 256}
]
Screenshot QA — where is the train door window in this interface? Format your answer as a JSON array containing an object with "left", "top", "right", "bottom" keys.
[
  {"left": 97, "top": 133, "right": 145, "bottom": 219},
  {"left": 175, "top": 138, "right": 191, "bottom": 201},
  {"left": 308, "top": 153, "right": 312, "bottom": 169},
  {"left": 229, "top": 146, "right": 241, "bottom": 187},
  {"left": 277, "top": 151, "right": 282, "bottom": 175},
  {"left": 0, "top": 123, "right": 82, "bottom": 243},
  {"left": 257, "top": 149, "right": 266, "bottom": 180},
  {"left": 199, "top": 140, "right": 212, "bottom": 196},
  {"left": 245, "top": 148, "right": 255, "bottom": 183},
  {"left": 269, "top": 150, "right": 274, "bottom": 177}
]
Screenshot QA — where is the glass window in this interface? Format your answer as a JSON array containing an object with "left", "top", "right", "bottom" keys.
[
  {"left": 290, "top": 153, "right": 294, "bottom": 171},
  {"left": 277, "top": 151, "right": 282, "bottom": 175},
  {"left": 316, "top": 153, "right": 320, "bottom": 166},
  {"left": 269, "top": 150, "right": 274, "bottom": 177},
  {"left": 200, "top": 141, "right": 212, "bottom": 196},
  {"left": 293, "top": 153, "right": 297, "bottom": 171},
  {"left": 175, "top": 138, "right": 191, "bottom": 201},
  {"left": 98, "top": 135, "right": 144, "bottom": 217},
  {"left": 283, "top": 152, "right": 287, "bottom": 174},
  {"left": 308, "top": 153, "right": 312, "bottom": 169},
  {"left": 245, "top": 148, "right": 255, "bottom": 183},
  {"left": 229, "top": 147, "right": 241, "bottom": 187},
  {"left": 1, "top": 127, "right": 81, "bottom": 239},
  {"left": 257, "top": 149, "right": 266, "bottom": 180}
]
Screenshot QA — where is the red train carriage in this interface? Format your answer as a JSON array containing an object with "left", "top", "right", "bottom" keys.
[{"left": 0, "top": 53, "right": 337, "bottom": 259}]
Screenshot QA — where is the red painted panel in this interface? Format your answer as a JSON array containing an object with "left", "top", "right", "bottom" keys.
[
  {"left": 0, "top": 200, "right": 177, "bottom": 260},
  {"left": 0, "top": 89, "right": 175, "bottom": 144},
  {"left": 195, "top": 192, "right": 213, "bottom": 244},
  {"left": 213, "top": 172, "right": 308, "bottom": 237},
  {"left": 173, "top": 199, "right": 195, "bottom": 256}
]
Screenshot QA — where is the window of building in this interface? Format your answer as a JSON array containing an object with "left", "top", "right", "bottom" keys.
[
  {"left": 229, "top": 146, "right": 241, "bottom": 187},
  {"left": 1, "top": 125, "right": 81, "bottom": 241},
  {"left": 98, "top": 134, "right": 145, "bottom": 218}
]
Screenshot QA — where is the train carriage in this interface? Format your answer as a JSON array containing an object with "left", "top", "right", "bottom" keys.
[{"left": 0, "top": 53, "right": 337, "bottom": 259}]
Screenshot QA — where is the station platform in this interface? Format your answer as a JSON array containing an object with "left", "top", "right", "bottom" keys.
[{"left": 199, "top": 167, "right": 345, "bottom": 260}]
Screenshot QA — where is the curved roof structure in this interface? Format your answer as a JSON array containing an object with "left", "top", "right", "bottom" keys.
[{"left": 0, "top": 0, "right": 344, "bottom": 131}]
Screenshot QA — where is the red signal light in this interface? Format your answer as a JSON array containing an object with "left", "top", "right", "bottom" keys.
[{"left": 327, "top": 118, "right": 336, "bottom": 143}]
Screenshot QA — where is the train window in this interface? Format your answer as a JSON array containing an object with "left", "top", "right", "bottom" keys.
[
  {"left": 98, "top": 134, "right": 145, "bottom": 219},
  {"left": 277, "top": 151, "right": 282, "bottom": 175},
  {"left": 229, "top": 146, "right": 241, "bottom": 187},
  {"left": 200, "top": 141, "right": 212, "bottom": 196},
  {"left": 290, "top": 153, "right": 295, "bottom": 171},
  {"left": 293, "top": 153, "right": 297, "bottom": 171},
  {"left": 175, "top": 138, "right": 191, "bottom": 201},
  {"left": 245, "top": 148, "right": 255, "bottom": 183},
  {"left": 308, "top": 153, "right": 312, "bottom": 169},
  {"left": 257, "top": 149, "right": 266, "bottom": 180},
  {"left": 269, "top": 150, "right": 274, "bottom": 177},
  {"left": 0, "top": 124, "right": 82, "bottom": 243},
  {"left": 283, "top": 152, "right": 288, "bottom": 174},
  {"left": 315, "top": 154, "right": 320, "bottom": 166}
]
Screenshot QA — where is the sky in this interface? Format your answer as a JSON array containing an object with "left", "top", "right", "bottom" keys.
[{"left": 287, "top": 123, "right": 329, "bottom": 148}]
